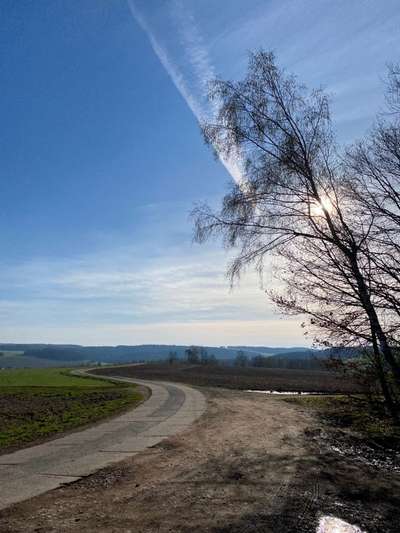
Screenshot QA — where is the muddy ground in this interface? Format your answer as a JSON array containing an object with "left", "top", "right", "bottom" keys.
[{"left": 1, "top": 388, "right": 399, "bottom": 532}]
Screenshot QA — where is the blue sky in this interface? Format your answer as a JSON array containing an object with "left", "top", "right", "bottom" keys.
[{"left": 1, "top": 0, "right": 399, "bottom": 345}]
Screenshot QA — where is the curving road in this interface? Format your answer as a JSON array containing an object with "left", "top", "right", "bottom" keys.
[{"left": 0, "top": 374, "right": 206, "bottom": 510}]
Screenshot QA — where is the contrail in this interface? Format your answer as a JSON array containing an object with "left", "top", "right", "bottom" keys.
[
  {"left": 127, "top": 0, "right": 203, "bottom": 120},
  {"left": 127, "top": 0, "right": 243, "bottom": 184}
]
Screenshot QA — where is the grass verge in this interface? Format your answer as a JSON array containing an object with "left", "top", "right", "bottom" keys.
[
  {"left": 286, "top": 394, "right": 400, "bottom": 449},
  {"left": 0, "top": 368, "right": 143, "bottom": 452}
]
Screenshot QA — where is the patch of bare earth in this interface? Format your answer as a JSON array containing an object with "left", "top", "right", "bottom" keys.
[{"left": 0, "top": 389, "right": 399, "bottom": 532}]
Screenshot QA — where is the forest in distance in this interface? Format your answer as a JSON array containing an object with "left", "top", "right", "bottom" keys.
[{"left": 0, "top": 342, "right": 361, "bottom": 370}]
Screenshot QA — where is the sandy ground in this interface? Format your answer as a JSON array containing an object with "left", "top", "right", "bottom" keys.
[{"left": 1, "top": 388, "right": 399, "bottom": 532}]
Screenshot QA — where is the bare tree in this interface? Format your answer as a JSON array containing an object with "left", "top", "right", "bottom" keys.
[
  {"left": 167, "top": 351, "right": 178, "bottom": 365},
  {"left": 185, "top": 346, "right": 200, "bottom": 364},
  {"left": 386, "top": 63, "right": 400, "bottom": 115},
  {"left": 192, "top": 51, "right": 400, "bottom": 419},
  {"left": 234, "top": 350, "right": 249, "bottom": 367}
]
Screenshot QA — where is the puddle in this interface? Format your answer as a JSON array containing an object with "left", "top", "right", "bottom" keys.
[{"left": 317, "top": 515, "right": 366, "bottom": 533}]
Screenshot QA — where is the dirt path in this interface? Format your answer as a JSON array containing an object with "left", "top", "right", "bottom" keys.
[{"left": 1, "top": 388, "right": 399, "bottom": 532}]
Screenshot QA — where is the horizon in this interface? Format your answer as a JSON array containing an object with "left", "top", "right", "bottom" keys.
[
  {"left": 2, "top": 0, "right": 400, "bottom": 345},
  {"left": 0, "top": 341, "right": 310, "bottom": 349}
]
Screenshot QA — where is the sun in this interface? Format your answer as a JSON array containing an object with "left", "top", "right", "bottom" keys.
[{"left": 310, "top": 195, "right": 334, "bottom": 217}]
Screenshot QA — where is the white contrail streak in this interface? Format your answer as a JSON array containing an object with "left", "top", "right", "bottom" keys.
[
  {"left": 127, "top": 0, "right": 203, "bottom": 120},
  {"left": 127, "top": 0, "right": 243, "bottom": 184}
]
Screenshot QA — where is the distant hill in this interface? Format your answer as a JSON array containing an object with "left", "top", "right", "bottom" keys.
[
  {"left": 0, "top": 353, "right": 85, "bottom": 369},
  {"left": 266, "top": 349, "right": 320, "bottom": 360},
  {"left": 0, "top": 343, "right": 360, "bottom": 369},
  {"left": 0, "top": 343, "right": 312, "bottom": 368},
  {"left": 241, "top": 347, "right": 363, "bottom": 370},
  {"left": 228, "top": 346, "right": 311, "bottom": 356}
]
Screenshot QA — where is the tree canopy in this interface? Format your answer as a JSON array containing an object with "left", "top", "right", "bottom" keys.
[{"left": 193, "top": 51, "right": 400, "bottom": 420}]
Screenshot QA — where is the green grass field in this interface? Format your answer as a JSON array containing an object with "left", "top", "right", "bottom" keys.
[
  {"left": 0, "top": 367, "right": 114, "bottom": 387},
  {"left": 0, "top": 368, "right": 143, "bottom": 452}
]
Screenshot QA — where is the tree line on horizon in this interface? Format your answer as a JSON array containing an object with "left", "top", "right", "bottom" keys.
[
  {"left": 165, "top": 347, "right": 326, "bottom": 370},
  {"left": 167, "top": 346, "right": 218, "bottom": 366},
  {"left": 233, "top": 350, "right": 323, "bottom": 370}
]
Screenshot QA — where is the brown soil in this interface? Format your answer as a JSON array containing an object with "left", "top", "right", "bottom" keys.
[
  {"left": 0, "top": 388, "right": 398, "bottom": 532},
  {"left": 94, "top": 363, "right": 362, "bottom": 393}
]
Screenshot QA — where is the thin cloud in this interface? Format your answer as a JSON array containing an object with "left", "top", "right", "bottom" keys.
[
  {"left": 0, "top": 246, "right": 295, "bottom": 341},
  {"left": 127, "top": 0, "right": 243, "bottom": 183},
  {"left": 127, "top": 0, "right": 203, "bottom": 119}
]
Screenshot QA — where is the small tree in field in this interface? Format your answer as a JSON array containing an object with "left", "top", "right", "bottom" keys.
[
  {"left": 193, "top": 51, "right": 400, "bottom": 420},
  {"left": 185, "top": 346, "right": 200, "bottom": 364},
  {"left": 167, "top": 351, "right": 178, "bottom": 365},
  {"left": 200, "top": 347, "right": 209, "bottom": 365},
  {"left": 234, "top": 350, "right": 249, "bottom": 367}
]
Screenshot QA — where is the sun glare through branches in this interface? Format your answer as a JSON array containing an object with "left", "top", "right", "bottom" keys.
[{"left": 310, "top": 195, "right": 334, "bottom": 217}]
